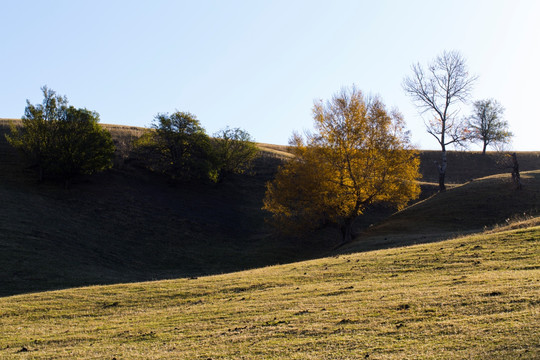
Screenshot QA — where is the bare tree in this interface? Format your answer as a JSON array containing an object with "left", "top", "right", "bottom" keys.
[
  {"left": 468, "top": 99, "right": 512, "bottom": 155},
  {"left": 403, "top": 50, "right": 477, "bottom": 191}
]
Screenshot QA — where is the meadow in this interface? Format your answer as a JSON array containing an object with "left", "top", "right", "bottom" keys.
[
  {"left": 0, "top": 120, "right": 539, "bottom": 358},
  {"left": 0, "top": 224, "right": 538, "bottom": 359}
]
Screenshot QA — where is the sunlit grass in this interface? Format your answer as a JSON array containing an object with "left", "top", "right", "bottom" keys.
[
  {"left": 1, "top": 120, "right": 539, "bottom": 358},
  {"left": 1, "top": 226, "right": 538, "bottom": 359}
]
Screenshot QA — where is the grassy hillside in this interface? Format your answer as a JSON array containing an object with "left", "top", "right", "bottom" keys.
[
  {"left": 1, "top": 225, "right": 538, "bottom": 359},
  {"left": 340, "top": 171, "right": 540, "bottom": 254},
  {"left": 0, "top": 171, "right": 337, "bottom": 296},
  {"left": 0, "top": 120, "right": 339, "bottom": 297},
  {"left": 1, "top": 119, "right": 539, "bottom": 298}
]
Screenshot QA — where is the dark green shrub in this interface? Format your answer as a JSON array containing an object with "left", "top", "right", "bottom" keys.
[{"left": 7, "top": 86, "right": 114, "bottom": 186}]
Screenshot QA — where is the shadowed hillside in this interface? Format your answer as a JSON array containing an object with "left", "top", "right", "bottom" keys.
[
  {"left": 1, "top": 119, "right": 539, "bottom": 296},
  {"left": 0, "top": 120, "right": 339, "bottom": 296},
  {"left": 418, "top": 150, "right": 540, "bottom": 183}
]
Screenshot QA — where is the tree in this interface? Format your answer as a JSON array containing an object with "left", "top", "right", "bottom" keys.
[
  {"left": 6, "top": 86, "right": 68, "bottom": 181},
  {"left": 468, "top": 99, "right": 512, "bottom": 154},
  {"left": 50, "top": 107, "right": 115, "bottom": 185},
  {"left": 403, "top": 50, "right": 477, "bottom": 192},
  {"left": 263, "top": 87, "right": 421, "bottom": 244},
  {"left": 213, "top": 127, "right": 259, "bottom": 180},
  {"left": 6, "top": 86, "right": 114, "bottom": 185},
  {"left": 134, "top": 111, "right": 217, "bottom": 182}
]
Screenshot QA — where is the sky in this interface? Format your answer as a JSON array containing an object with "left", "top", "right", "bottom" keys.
[{"left": 1, "top": 0, "right": 539, "bottom": 150}]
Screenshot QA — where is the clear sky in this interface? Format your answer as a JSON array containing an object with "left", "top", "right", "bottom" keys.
[{"left": 1, "top": 0, "right": 539, "bottom": 150}]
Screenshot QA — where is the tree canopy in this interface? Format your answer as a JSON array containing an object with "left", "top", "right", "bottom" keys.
[
  {"left": 213, "top": 127, "right": 258, "bottom": 179},
  {"left": 6, "top": 86, "right": 114, "bottom": 185},
  {"left": 263, "top": 86, "right": 421, "bottom": 243},
  {"left": 468, "top": 99, "right": 512, "bottom": 154},
  {"left": 134, "top": 111, "right": 217, "bottom": 182},
  {"left": 134, "top": 112, "right": 259, "bottom": 183}
]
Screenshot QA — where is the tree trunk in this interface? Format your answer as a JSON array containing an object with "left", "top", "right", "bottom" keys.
[
  {"left": 511, "top": 152, "right": 522, "bottom": 190},
  {"left": 340, "top": 218, "right": 354, "bottom": 244},
  {"left": 438, "top": 171, "right": 446, "bottom": 192},
  {"left": 482, "top": 141, "right": 487, "bottom": 155},
  {"left": 437, "top": 150, "right": 447, "bottom": 192}
]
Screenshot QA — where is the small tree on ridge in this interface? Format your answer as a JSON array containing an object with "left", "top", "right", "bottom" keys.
[
  {"left": 134, "top": 111, "right": 217, "bottom": 182},
  {"left": 468, "top": 99, "right": 512, "bottom": 154}
]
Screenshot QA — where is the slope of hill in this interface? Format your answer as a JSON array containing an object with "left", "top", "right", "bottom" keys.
[
  {"left": 0, "top": 157, "right": 344, "bottom": 297},
  {"left": 418, "top": 150, "right": 540, "bottom": 183},
  {"left": 0, "top": 120, "right": 339, "bottom": 297},
  {"left": 339, "top": 170, "right": 540, "bottom": 254},
  {"left": 1, "top": 119, "right": 539, "bottom": 297},
  {"left": 1, "top": 225, "right": 538, "bottom": 359}
]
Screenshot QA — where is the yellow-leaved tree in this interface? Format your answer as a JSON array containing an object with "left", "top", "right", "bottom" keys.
[{"left": 263, "top": 86, "right": 421, "bottom": 244}]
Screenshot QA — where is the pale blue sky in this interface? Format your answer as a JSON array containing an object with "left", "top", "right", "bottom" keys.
[{"left": 1, "top": 0, "right": 539, "bottom": 150}]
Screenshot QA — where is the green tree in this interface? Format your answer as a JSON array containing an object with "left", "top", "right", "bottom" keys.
[
  {"left": 6, "top": 86, "right": 114, "bottom": 185},
  {"left": 7, "top": 86, "right": 68, "bottom": 181},
  {"left": 468, "top": 99, "right": 512, "bottom": 154},
  {"left": 213, "top": 127, "right": 258, "bottom": 180},
  {"left": 263, "top": 86, "right": 421, "bottom": 244},
  {"left": 134, "top": 111, "right": 217, "bottom": 182},
  {"left": 50, "top": 107, "right": 115, "bottom": 184}
]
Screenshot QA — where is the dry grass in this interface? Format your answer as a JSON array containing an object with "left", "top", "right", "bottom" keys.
[
  {"left": 485, "top": 215, "right": 540, "bottom": 234},
  {"left": 334, "top": 170, "right": 540, "bottom": 256},
  {"left": 256, "top": 143, "right": 294, "bottom": 158},
  {"left": 418, "top": 150, "right": 540, "bottom": 183},
  {"left": 0, "top": 226, "right": 538, "bottom": 359},
  {"left": 0, "top": 120, "right": 539, "bottom": 358}
]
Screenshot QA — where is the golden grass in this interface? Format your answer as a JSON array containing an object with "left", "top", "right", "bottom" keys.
[
  {"left": 1, "top": 226, "right": 538, "bottom": 359},
  {"left": 256, "top": 143, "right": 294, "bottom": 159}
]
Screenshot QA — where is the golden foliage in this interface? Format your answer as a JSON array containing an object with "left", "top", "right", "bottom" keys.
[{"left": 263, "top": 86, "right": 421, "bottom": 241}]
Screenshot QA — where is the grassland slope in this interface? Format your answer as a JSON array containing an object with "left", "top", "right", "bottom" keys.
[
  {"left": 1, "top": 225, "right": 538, "bottom": 359},
  {"left": 1, "top": 119, "right": 539, "bottom": 297},
  {"left": 340, "top": 170, "right": 540, "bottom": 253},
  {"left": 0, "top": 120, "right": 338, "bottom": 297}
]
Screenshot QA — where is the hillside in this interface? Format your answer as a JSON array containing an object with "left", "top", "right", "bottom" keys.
[
  {"left": 339, "top": 170, "right": 540, "bottom": 254},
  {"left": 0, "top": 120, "right": 338, "bottom": 297},
  {"left": 1, "top": 119, "right": 539, "bottom": 297},
  {"left": 1, "top": 225, "right": 538, "bottom": 359}
]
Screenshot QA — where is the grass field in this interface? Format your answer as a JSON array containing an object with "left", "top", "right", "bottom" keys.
[
  {"left": 1, "top": 119, "right": 539, "bottom": 358},
  {"left": 0, "top": 225, "right": 538, "bottom": 359}
]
